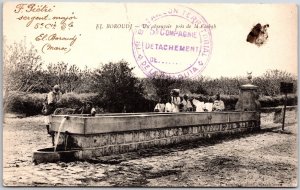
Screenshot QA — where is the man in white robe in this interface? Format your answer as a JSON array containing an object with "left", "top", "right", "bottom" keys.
[{"left": 192, "top": 98, "right": 204, "bottom": 112}]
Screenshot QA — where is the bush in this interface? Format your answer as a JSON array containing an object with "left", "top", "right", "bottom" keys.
[
  {"left": 5, "top": 92, "right": 297, "bottom": 116},
  {"left": 220, "top": 95, "right": 239, "bottom": 110},
  {"left": 259, "top": 94, "right": 297, "bottom": 107},
  {"left": 220, "top": 94, "right": 297, "bottom": 109},
  {"left": 5, "top": 92, "right": 99, "bottom": 116},
  {"left": 59, "top": 93, "right": 98, "bottom": 109},
  {"left": 5, "top": 92, "right": 46, "bottom": 116},
  {"left": 219, "top": 94, "right": 297, "bottom": 110},
  {"left": 91, "top": 61, "right": 145, "bottom": 113}
]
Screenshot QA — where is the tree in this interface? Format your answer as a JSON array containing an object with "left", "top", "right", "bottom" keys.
[
  {"left": 147, "top": 73, "right": 181, "bottom": 102},
  {"left": 91, "top": 60, "right": 144, "bottom": 112},
  {"left": 44, "top": 62, "right": 96, "bottom": 93},
  {"left": 3, "top": 38, "right": 45, "bottom": 93},
  {"left": 74, "top": 66, "right": 93, "bottom": 93},
  {"left": 253, "top": 69, "right": 297, "bottom": 96},
  {"left": 186, "top": 76, "right": 209, "bottom": 95},
  {"left": 3, "top": 38, "right": 46, "bottom": 112},
  {"left": 46, "top": 62, "right": 85, "bottom": 93}
]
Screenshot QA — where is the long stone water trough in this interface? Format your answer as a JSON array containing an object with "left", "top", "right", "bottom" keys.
[{"left": 33, "top": 111, "right": 260, "bottom": 164}]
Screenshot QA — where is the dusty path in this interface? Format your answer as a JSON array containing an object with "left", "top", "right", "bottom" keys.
[{"left": 3, "top": 111, "right": 297, "bottom": 187}]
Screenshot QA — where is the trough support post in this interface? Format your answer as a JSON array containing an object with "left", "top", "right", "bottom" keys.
[
  {"left": 282, "top": 93, "right": 287, "bottom": 131},
  {"left": 51, "top": 132, "right": 55, "bottom": 146},
  {"left": 280, "top": 82, "right": 293, "bottom": 131}
]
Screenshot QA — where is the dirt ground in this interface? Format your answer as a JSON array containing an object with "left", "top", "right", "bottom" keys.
[{"left": 2, "top": 111, "right": 298, "bottom": 187}]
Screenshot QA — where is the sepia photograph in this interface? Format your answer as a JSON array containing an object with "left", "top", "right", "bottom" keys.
[{"left": 2, "top": 2, "right": 298, "bottom": 187}]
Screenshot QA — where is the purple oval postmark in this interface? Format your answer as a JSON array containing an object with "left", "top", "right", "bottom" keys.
[{"left": 132, "top": 6, "right": 213, "bottom": 79}]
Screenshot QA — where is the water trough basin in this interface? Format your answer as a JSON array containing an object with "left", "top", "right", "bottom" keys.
[{"left": 33, "top": 148, "right": 79, "bottom": 164}]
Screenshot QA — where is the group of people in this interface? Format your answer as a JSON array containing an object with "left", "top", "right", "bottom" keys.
[
  {"left": 154, "top": 92, "right": 225, "bottom": 113},
  {"left": 44, "top": 85, "right": 225, "bottom": 115}
]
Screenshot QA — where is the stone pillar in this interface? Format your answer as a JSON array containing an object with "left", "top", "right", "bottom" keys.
[
  {"left": 235, "top": 73, "right": 260, "bottom": 111},
  {"left": 235, "top": 73, "right": 261, "bottom": 129},
  {"left": 235, "top": 84, "right": 260, "bottom": 111}
]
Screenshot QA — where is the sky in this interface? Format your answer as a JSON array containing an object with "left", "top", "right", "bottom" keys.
[{"left": 3, "top": 3, "right": 298, "bottom": 79}]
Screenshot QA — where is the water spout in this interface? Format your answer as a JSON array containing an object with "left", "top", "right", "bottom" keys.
[{"left": 54, "top": 117, "right": 68, "bottom": 152}]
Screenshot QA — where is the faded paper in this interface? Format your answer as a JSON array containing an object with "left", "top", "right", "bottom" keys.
[{"left": 3, "top": 2, "right": 298, "bottom": 187}]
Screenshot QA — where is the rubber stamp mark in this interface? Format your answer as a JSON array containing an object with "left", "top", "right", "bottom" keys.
[{"left": 132, "top": 6, "right": 213, "bottom": 79}]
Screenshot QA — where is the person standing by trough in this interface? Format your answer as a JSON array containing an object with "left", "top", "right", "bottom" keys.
[
  {"left": 43, "top": 85, "right": 62, "bottom": 135},
  {"left": 171, "top": 89, "right": 181, "bottom": 112}
]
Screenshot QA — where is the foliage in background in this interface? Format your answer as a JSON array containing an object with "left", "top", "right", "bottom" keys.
[
  {"left": 90, "top": 61, "right": 146, "bottom": 113},
  {"left": 4, "top": 40, "right": 298, "bottom": 115},
  {"left": 3, "top": 39, "right": 45, "bottom": 93},
  {"left": 5, "top": 92, "right": 297, "bottom": 116},
  {"left": 45, "top": 62, "right": 93, "bottom": 93},
  {"left": 253, "top": 70, "right": 297, "bottom": 96},
  {"left": 3, "top": 39, "right": 45, "bottom": 112},
  {"left": 5, "top": 92, "right": 98, "bottom": 116},
  {"left": 144, "top": 73, "right": 183, "bottom": 102},
  {"left": 142, "top": 70, "right": 297, "bottom": 100}
]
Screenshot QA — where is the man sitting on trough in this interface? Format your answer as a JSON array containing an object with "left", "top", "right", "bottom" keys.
[
  {"left": 74, "top": 101, "right": 96, "bottom": 116},
  {"left": 212, "top": 94, "right": 225, "bottom": 111}
]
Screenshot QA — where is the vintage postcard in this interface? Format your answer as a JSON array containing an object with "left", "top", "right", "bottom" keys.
[{"left": 3, "top": 2, "right": 298, "bottom": 187}]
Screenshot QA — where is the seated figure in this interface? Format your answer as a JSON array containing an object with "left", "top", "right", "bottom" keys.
[
  {"left": 186, "top": 97, "right": 194, "bottom": 112},
  {"left": 74, "top": 101, "right": 96, "bottom": 116},
  {"left": 154, "top": 98, "right": 165, "bottom": 112},
  {"left": 170, "top": 89, "right": 181, "bottom": 112},
  {"left": 165, "top": 98, "right": 173, "bottom": 112},
  {"left": 181, "top": 94, "right": 193, "bottom": 112},
  {"left": 212, "top": 94, "right": 225, "bottom": 111},
  {"left": 204, "top": 98, "right": 214, "bottom": 112},
  {"left": 193, "top": 98, "right": 204, "bottom": 112}
]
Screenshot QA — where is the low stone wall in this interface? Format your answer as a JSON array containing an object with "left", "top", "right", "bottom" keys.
[
  {"left": 260, "top": 106, "right": 297, "bottom": 113},
  {"left": 52, "top": 113, "right": 259, "bottom": 159}
]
